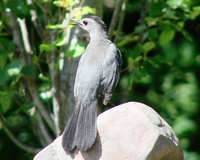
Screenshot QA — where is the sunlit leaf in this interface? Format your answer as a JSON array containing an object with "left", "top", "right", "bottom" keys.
[
  {"left": 82, "top": 6, "right": 96, "bottom": 15},
  {"left": 167, "top": 0, "right": 183, "bottom": 9},
  {"left": 65, "top": 42, "right": 85, "bottom": 58},
  {"left": 72, "top": 6, "right": 96, "bottom": 19},
  {"left": 7, "top": 68, "right": 20, "bottom": 76},
  {"left": 5, "top": 60, "right": 22, "bottom": 76},
  {"left": 53, "top": 0, "right": 79, "bottom": 8},
  {"left": 38, "top": 73, "right": 50, "bottom": 81},
  {"left": 46, "top": 24, "right": 63, "bottom": 29},
  {"left": 54, "top": 36, "right": 66, "bottom": 46},
  {"left": 190, "top": 6, "right": 200, "bottom": 20},
  {"left": 40, "top": 90, "right": 52, "bottom": 100},
  {"left": 39, "top": 44, "right": 55, "bottom": 52}
]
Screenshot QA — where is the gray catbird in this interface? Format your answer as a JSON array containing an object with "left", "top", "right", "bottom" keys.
[{"left": 62, "top": 16, "right": 122, "bottom": 153}]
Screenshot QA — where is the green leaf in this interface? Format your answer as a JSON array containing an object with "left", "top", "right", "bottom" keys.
[
  {"left": 71, "top": 6, "right": 96, "bottom": 19},
  {"left": 134, "top": 24, "right": 146, "bottom": 32},
  {"left": 128, "top": 73, "right": 134, "bottom": 90},
  {"left": 133, "top": 66, "right": 147, "bottom": 80},
  {"left": 167, "top": 0, "right": 183, "bottom": 9},
  {"left": 0, "top": 70, "right": 9, "bottom": 85},
  {"left": 0, "top": 95, "right": 11, "bottom": 113},
  {"left": 147, "top": 59, "right": 160, "bottom": 68},
  {"left": 130, "top": 44, "right": 143, "bottom": 59},
  {"left": 0, "top": 38, "right": 11, "bottom": 47},
  {"left": 65, "top": 42, "right": 85, "bottom": 58},
  {"left": 53, "top": 0, "right": 78, "bottom": 8},
  {"left": 73, "top": 6, "right": 96, "bottom": 19},
  {"left": 82, "top": 6, "right": 96, "bottom": 15},
  {"left": 148, "top": 28, "right": 158, "bottom": 38},
  {"left": 38, "top": 73, "right": 50, "bottom": 81},
  {"left": 190, "top": 6, "right": 200, "bottom": 20},
  {"left": 0, "top": 59, "right": 22, "bottom": 85},
  {"left": 158, "top": 30, "right": 175, "bottom": 45},
  {"left": 181, "top": 30, "right": 193, "bottom": 41},
  {"left": 160, "top": 21, "right": 173, "bottom": 31},
  {"left": 21, "top": 65, "right": 35, "bottom": 77},
  {"left": 54, "top": 36, "right": 66, "bottom": 46},
  {"left": 118, "top": 35, "right": 137, "bottom": 47},
  {"left": 40, "top": 90, "right": 52, "bottom": 100},
  {"left": 145, "top": 17, "right": 158, "bottom": 26},
  {"left": 177, "top": 21, "right": 185, "bottom": 29},
  {"left": 5, "top": 60, "right": 22, "bottom": 76},
  {"left": 128, "top": 57, "right": 134, "bottom": 71},
  {"left": 46, "top": 24, "right": 63, "bottom": 29},
  {"left": 143, "top": 41, "right": 156, "bottom": 54},
  {"left": 39, "top": 44, "right": 55, "bottom": 52},
  {"left": 149, "top": 1, "right": 166, "bottom": 16},
  {"left": 0, "top": 49, "right": 7, "bottom": 70}
]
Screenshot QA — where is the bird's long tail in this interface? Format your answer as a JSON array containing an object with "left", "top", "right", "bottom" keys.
[{"left": 62, "top": 100, "right": 97, "bottom": 152}]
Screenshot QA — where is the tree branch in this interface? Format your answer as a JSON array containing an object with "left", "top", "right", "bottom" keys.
[
  {"left": 45, "top": 1, "right": 61, "bottom": 136},
  {"left": 108, "top": 0, "right": 124, "bottom": 39},
  {"left": 8, "top": 10, "right": 55, "bottom": 134},
  {"left": 137, "top": 0, "right": 154, "bottom": 44},
  {"left": 117, "top": 13, "right": 162, "bottom": 45},
  {"left": 17, "top": 18, "right": 33, "bottom": 55},
  {"left": 114, "top": 0, "right": 128, "bottom": 44},
  {"left": 137, "top": 0, "right": 147, "bottom": 43},
  {"left": 27, "top": 0, "right": 44, "bottom": 40},
  {"left": 0, "top": 115, "right": 41, "bottom": 154},
  {"left": 27, "top": 77, "right": 56, "bottom": 133},
  {"left": 6, "top": 9, "right": 28, "bottom": 64},
  {"left": 36, "top": 111, "right": 53, "bottom": 146}
]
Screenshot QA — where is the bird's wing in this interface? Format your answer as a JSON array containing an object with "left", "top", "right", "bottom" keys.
[
  {"left": 74, "top": 54, "right": 85, "bottom": 98},
  {"left": 101, "top": 43, "right": 122, "bottom": 105}
]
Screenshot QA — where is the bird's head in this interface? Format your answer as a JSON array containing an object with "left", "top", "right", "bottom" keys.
[{"left": 72, "top": 16, "right": 107, "bottom": 35}]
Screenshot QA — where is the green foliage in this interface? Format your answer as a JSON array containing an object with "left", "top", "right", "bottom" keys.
[
  {"left": 116, "top": 0, "right": 200, "bottom": 159},
  {"left": 21, "top": 65, "right": 35, "bottom": 77},
  {"left": 65, "top": 41, "right": 85, "bottom": 57},
  {"left": 0, "top": 0, "right": 200, "bottom": 159},
  {"left": 39, "top": 44, "right": 55, "bottom": 52}
]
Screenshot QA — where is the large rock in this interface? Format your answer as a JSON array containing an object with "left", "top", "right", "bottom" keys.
[{"left": 34, "top": 102, "right": 184, "bottom": 160}]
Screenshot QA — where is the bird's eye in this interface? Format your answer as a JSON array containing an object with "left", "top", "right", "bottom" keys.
[{"left": 83, "top": 20, "right": 88, "bottom": 25}]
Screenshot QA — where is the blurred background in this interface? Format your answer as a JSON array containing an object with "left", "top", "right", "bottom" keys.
[{"left": 0, "top": 0, "right": 200, "bottom": 159}]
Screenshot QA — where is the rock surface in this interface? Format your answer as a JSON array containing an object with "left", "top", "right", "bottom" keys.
[{"left": 34, "top": 102, "right": 184, "bottom": 160}]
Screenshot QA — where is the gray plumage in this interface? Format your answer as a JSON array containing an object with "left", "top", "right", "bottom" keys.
[{"left": 62, "top": 16, "right": 122, "bottom": 153}]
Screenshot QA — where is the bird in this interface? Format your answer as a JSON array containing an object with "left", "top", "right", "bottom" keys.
[{"left": 62, "top": 15, "right": 122, "bottom": 153}]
